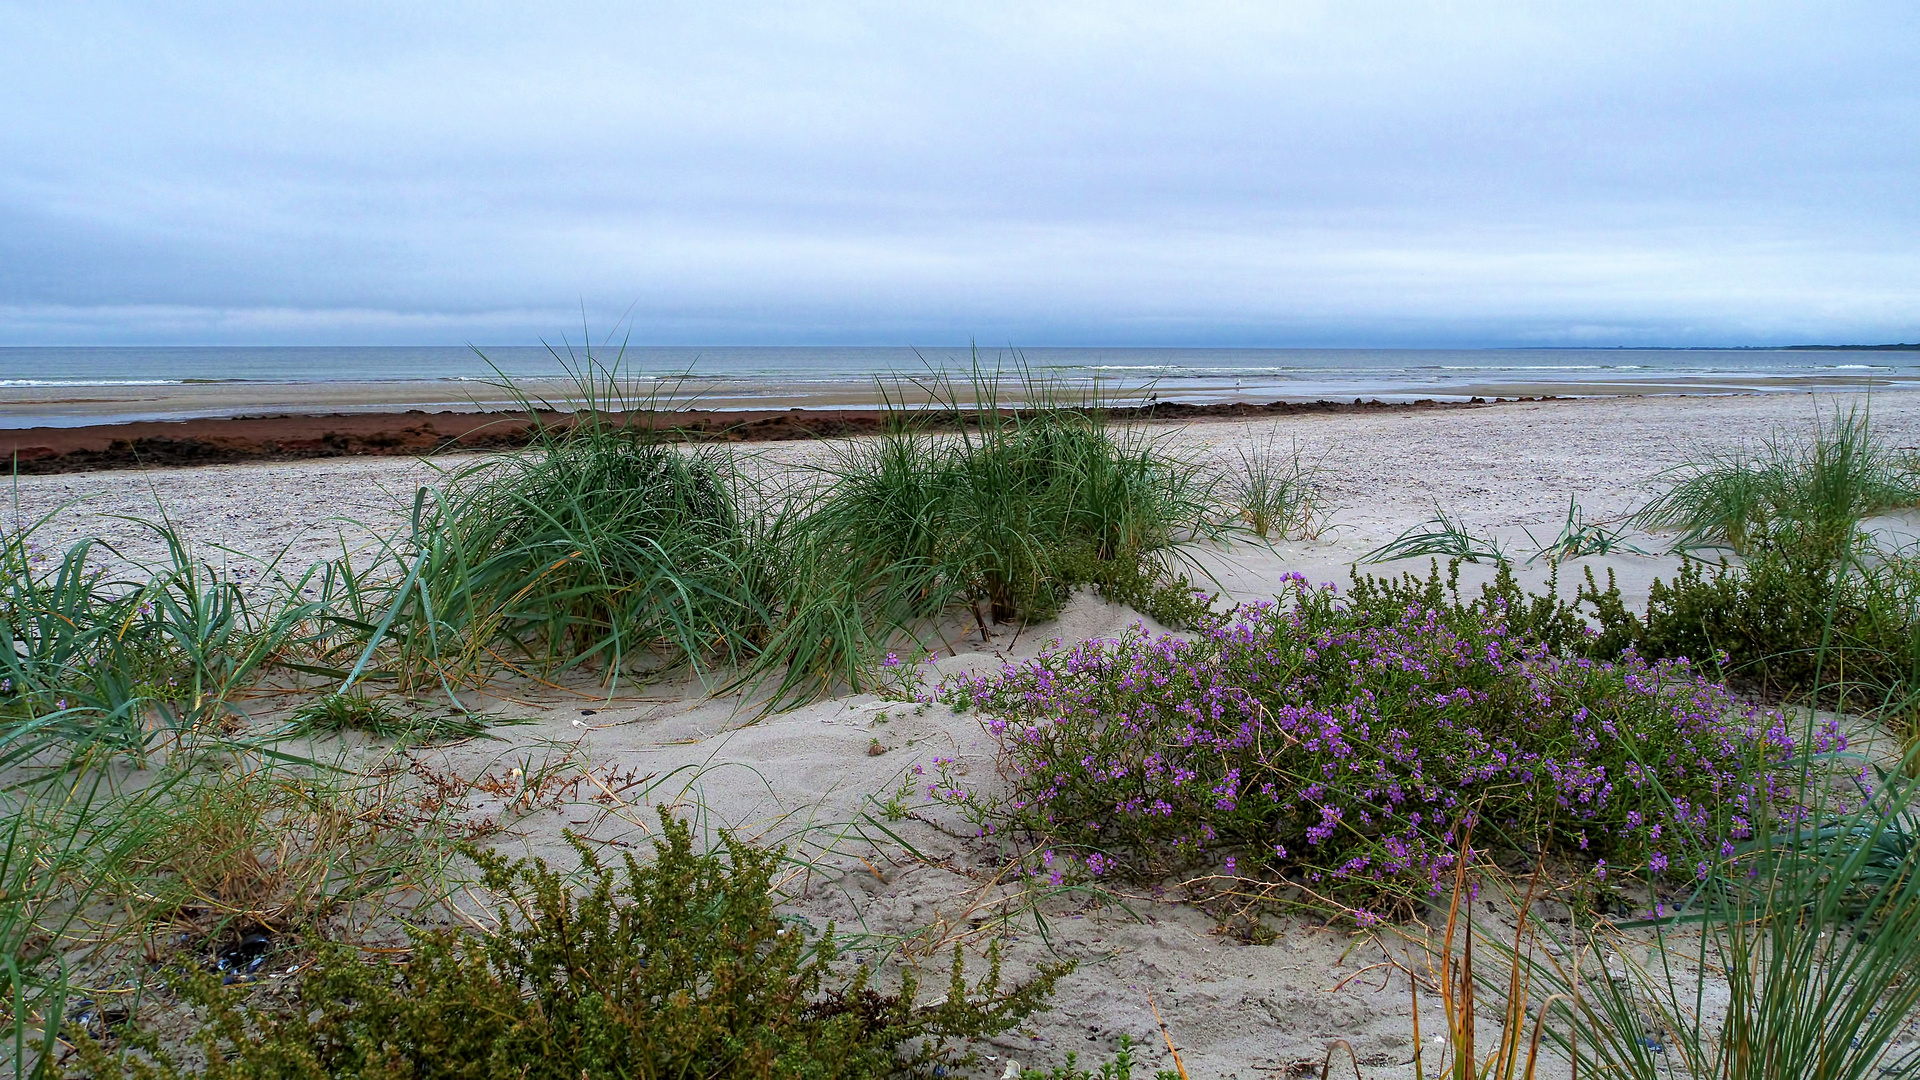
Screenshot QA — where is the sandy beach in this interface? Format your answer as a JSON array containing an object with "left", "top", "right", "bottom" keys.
[
  {"left": 13, "top": 389, "right": 1920, "bottom": 1077},
  {"left": 16, "top": 390, "right": 1918, "bottom": 585},
  {"left": 16, "top": 5, "right": 1920, "bottom": 1074}
]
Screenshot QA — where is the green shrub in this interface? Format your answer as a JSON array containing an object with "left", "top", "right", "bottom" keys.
[
  {"left": 1348, "top": 549, "right": 1920, "bottom": 742},
  {"left": 1585, "top": 551, "right": 1920, "bottom": 726},
  {"left": 73, "top": 813, "right": 1063, "bottom": 1079}
]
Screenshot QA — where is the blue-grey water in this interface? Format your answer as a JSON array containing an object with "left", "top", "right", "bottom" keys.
[{"left": 2, "top": 345, "right": 1916, "bottom": 428}]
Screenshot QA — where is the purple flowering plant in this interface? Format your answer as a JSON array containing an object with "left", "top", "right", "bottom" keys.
[
  {"left": 858, "top": 647, "right": 936, "bottom": 702},
  {"left": 938, "top": 574, "right": 1836, "bottom": 910}
]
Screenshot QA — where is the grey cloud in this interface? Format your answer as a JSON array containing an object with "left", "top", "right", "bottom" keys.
[{"left": 1, "top": 1, "right": 1916, "bottom": 345}]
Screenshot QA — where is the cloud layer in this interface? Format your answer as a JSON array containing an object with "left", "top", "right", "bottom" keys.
[{"left": 3, "top": 2, "right": 1916, "bottom": 345}]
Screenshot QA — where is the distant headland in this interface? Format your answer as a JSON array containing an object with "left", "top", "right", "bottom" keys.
[
  {"left": 1588, "top": 343, "right": 1920, "bottom": 351},
  {"left": 1777, "top": 343, "right": 1920, "bottom": 350}
]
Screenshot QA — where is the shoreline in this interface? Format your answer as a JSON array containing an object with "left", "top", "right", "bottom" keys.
[
  {"left": 4, "top": 354, "right": 1918, "bottom": 433},
  {"left": 2, "top": 394, "right": 1560, "bottom": 474},
  {"left": 17, "top": 389, "right": 1916, "bottom": 601}
]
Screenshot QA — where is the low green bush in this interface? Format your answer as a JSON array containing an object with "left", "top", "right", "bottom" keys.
[
  {"left": 1583, "top": 551, "right": 1920, "bottom": 730},
  {"left": 73, "top": 813, "right": 1063, "bottom": 1079},
  {"left": 1606, "top": 407, "right": 1919, "bottom": 727},
  {"left": 1357, "top": 549, "right": 1919, "bottom": 740}
]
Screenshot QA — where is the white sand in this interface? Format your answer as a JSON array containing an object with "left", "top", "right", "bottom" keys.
[
  {"left": 15, "top": 390, "right": 1917, "bottom": 582},
  {"left": 15, "top": 390, "right": 1920, "bottom": 1077}
]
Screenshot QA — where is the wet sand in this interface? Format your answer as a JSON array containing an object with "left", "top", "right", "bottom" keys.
[{"left": 5, "top": 367, "right": 1917, "bottom": 432}]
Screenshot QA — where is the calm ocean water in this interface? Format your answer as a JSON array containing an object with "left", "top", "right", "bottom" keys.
[{"left": 2, "top": 345, "right": 1917, "bottom": 426}]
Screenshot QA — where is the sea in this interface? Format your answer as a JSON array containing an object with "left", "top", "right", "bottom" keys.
[{"left": 2, "top": 345, "right": 1916, "bottom": 428}]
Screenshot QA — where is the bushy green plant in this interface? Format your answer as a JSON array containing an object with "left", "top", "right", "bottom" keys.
[
  {"left": 1855, "top": 550, "right": 1920, "bottom": 742},
  {"left": 313, "top": 360, "right": 1216, "bottom": 712},
  {"left": 294, "top": 350, "right": 784, "bottom": 702},
  {"left": 884, "top": 372, "right": 1212, "bottom": 624},
  {"left": 1585, "top": 550, "right": 1920, "bottom": 723},
  {"left": 1332, "top": 544, "right": 1920, "bottom": 752},
  {"left": 72, "top": 813, "right": 1063, "bottom": 1079}
]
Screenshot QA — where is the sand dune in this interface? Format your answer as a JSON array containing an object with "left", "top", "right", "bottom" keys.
[{"left": 12, "top": 389, "right": 1920, "bottom": 1076}]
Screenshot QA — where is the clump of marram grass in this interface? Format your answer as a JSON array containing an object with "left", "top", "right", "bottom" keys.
[
  {"left": 0, "top": 511, "right": 329, "bottom": 772},
  {"left": 297, "top": 348, "right": 778, "bottom": 701},
  {"left": 745, "top": 366, "right": 1220, "bottom": 707},
  {"left": 285, "top": 693, "right": 490, "bottom": 744},
  {"left": 1223, "top": 437, "right": 1329, "bottom": 541},
  {"left": 408, "top": 428, "right": 765, "bottom": 686},
  {"left": 1361, "top": 506, "right": 1506, "bottom": 564},
  {"left": 1524, "top": 496, "right": 1647, "bottom": 564},
  {"left": 1633, "top": 405, "right": 1920, "bottom": 560},
  {"left": 71, "top": 813, "right": 1065, "bottom": 1080}
]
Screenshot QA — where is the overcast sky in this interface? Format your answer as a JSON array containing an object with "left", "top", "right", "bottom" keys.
[{"left": 2, "top": 2, "right": 1916, "bottom": 347}]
